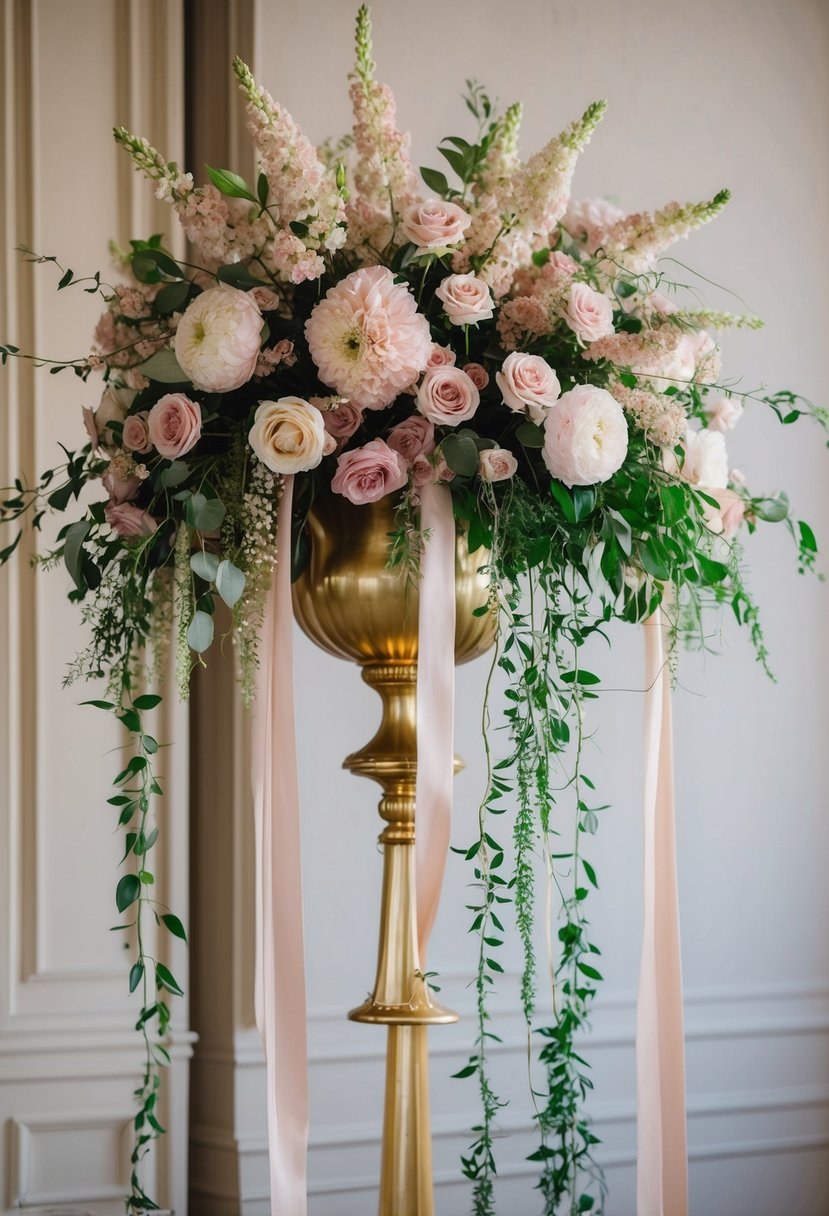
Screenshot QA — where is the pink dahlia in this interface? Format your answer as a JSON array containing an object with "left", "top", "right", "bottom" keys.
[{"left": 304, "top": 266, "right": 431, "bottom": 411}]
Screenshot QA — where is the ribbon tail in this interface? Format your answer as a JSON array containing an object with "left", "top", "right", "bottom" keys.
[
  {"left": 636, "top": 607, "right": 688, "bottom": 1216},
  {"left": 250, "top": 474, "right": 309, "bottom": 1216},
  {"left": 415, "top": 482, "right": 457, "bottom": 959}
]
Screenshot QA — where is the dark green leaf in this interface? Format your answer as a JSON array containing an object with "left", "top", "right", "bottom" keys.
[
  {"left": 137, "top": 349, "right": 187, "bottom": 384},
  {"left": 116, "top": 873, "right": 141, "bottom": 913},
  {"left": 154, "top": 280, "right": 190, "bottom": 314},
  {"left": 155, "top": 961, "right": 184, "bottom": 996},
  {"left": 157, "top": 460, "right": 191, "bottom": 489},
  {"left": 161, "top": 913, "right": 187, "bottom": 942},
  {"left": 129, "top": 962, "right": 144, "bottom": 993},
  {"left": 216, "top": 262, "right": 268, "bottom": 289},
  {"left": 516, "top": 421, "right": 545, "bottom": 449},
  {"left": 440, "top": 432, "right": 479, "bottom": 477},
  {"left": 63, "top": 520, "right": 91, "bottom": 590},
  {"left": 420, "top": 166, "right": 449, "bottom": 196},
  {"left": 133, "top": 694, "right": 162, "bottom": 710}
]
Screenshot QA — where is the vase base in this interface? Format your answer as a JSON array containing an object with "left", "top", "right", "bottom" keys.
[{"left": 348, "top": 994, "right": 459, "bottom": 1026}]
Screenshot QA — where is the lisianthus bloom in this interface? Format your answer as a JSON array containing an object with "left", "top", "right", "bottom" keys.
[
  {"left": 304, "top": 266, "right": 432, "bottom": 410},
  {"left": 331, "top": 438, "right": 408, "bottom": 504},
  {"left": 543, "top": 384, "right": 628, "bottom": 487},
  {"left": 174, "top": 284, "right": 262, "bottom": 392},
  {"left": 248, "top": 397, "right": 326, "bottom": 474}
]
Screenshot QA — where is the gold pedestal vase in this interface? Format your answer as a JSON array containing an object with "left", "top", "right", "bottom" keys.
[{"left": 292, "top": 491, "right": 494, "bottom": 1216}]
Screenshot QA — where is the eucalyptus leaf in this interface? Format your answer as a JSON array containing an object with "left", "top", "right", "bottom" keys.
[
  {"left": 137, "top": 348, "right": 188, "bottom": 384},
  {"left": 157, "top": 460, "right": 191, "bottom": 489},
  {"left": 190, "top": 551, "right": 220, "bottom": 582},
  {"left": 186, "top": 610, "right": 214, "bottom": 653},
  {"left": 186, "top": 493, "right": 226, "bottom": 533},
  {"left": 215, "top": 559, "right": 245, "bottom": 608},
  {"left": 440, "top": 432, "right": 479, "bottom": 477}
]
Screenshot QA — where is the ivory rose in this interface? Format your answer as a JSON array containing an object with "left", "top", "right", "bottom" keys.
[
  {"left": 401, "top": 200, "right": 471, "bottom": 251},
  {"left": 148, "top": 393, "right": 202, "bottom": 459},
  {"left": 85, "top": 386, "right": 135, "bottom": 451},
  {"left": 105, "top": 502, "right": 157, "bottom": 538},
  {"left": 563, "top": 282, "right": 615, "bottom": 343},
  {"left": 543, "top": 384, "right": 629, "bottom": 487},
  {"left": 479, "top": 447, "right": 518, "bottom": 483},
  {"left": 416, "top": 366, "right": 480, "bottom": 426},
  {"left": 387, "top": 415, "right": 436, "bottom": 462},
  {"left": 122, "top": 412, "right": 152, "bottom": 455},
  {"left": 435, "top": 273, "right": 494, "bottom": 326},
  {"left": 174, "top": 284, "right": 262, "bottom": 392},
  {"left": 248, "top": 397, "right": 326, "bottom": 474},
  {"left": 496, "top": 352, "right": 560, "bottom": 423},
  {"left": 706, "top": 395, "right": 744, "bottom": 433},
  {"left": 331, "top": 438, "right": 408, "bottom": 504}
]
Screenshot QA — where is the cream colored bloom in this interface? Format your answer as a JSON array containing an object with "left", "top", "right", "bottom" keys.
[{"left": 248, "top": 397, "right": 326, "bottom": 474}]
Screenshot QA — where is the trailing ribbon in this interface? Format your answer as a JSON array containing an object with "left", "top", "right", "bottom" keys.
[
  {"left": 637, "top": 609, "right": 688, "bottom": 1216},
  {"left": 251, "top": 475, "right": 309, "bottom": 1216},
  {"left": 414, "top": 481, "right": 457, "bottom": 956}
]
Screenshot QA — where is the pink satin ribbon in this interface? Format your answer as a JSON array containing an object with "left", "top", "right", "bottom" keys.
[
  {"left": 637, "top": 609, "right": 688, "bottom": 1216},
  {"left": 251, "top": 474, "right": 309, "bottom": 1216},
  {"left": 414, "top": 482, "right": 457, "bottom": 956}
]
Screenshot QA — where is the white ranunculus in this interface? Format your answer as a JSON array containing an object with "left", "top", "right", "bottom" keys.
[
  {"left": 175, "top": 285, "right": 262, "bottom": 393},
  {"left": 664, "top": 426, "right": 729, "bottom": 489},
  {"left": 248, "top": 397, "right": 326, "bottom": 474},
  {"left": 543, "top": 384, "right": 628, "bottom": 487}
]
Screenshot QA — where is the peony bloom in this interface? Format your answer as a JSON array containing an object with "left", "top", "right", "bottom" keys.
[
  {"left": 174, "top": 285, "right": 262, "bottom": 392},
  {"left": 387, "top": 415, "right": 436, "bottom": 462},
  {"left": 304, "top": 266, "right": 432, "bottom": 410},
  {"left": 105, "top": 502, "right": 158, "bottom": 538},
  {"left": 122, "top": 412, "right": 153, "bottom": 455},
  {"left": 479, "top": 447, "right": 518, "bottom": 482},
  {"left": 331, "top": 437, "right": 408, "bottom": 504},
  {"left": 148, "top": 393, "right": 202, "bottom": 460},
  {"left": 400, "top": 200, "right": 471, "bottom": 251},
  {"left": 416, "top": 366, "right": 480, "bottom": 426},
  {"left": 543, "top": 384, "right": 629, "bottom": 487},
  {"left": 706, "top": 394, "right": 744, "bottom": 433},
  {"left": 435, "top": 273, "right": 494, "bottom": 326},
  {"left": 463, "top": 362, "right": 489, "bottom": 390},
  {"left": 496, "top": 352, "right": 560, "bottom": 423},
  {"left": 664, "top": 425, "right": 728, "bottom": 489},
  {"left": 563, "top": 282, "right": 615, "bottom": 343},
  {"left": 248, "top": 397, "right": 326, "bottom": 474},
  {"left": 85, "top": 386, "right": 135, "bottom": 451}
]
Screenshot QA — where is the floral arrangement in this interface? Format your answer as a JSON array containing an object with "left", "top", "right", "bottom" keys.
[{"left": 0, "top": 7, "right": 822, "bottom": 1214}]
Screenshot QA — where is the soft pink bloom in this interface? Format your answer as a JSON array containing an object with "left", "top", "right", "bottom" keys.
[
  {"left": 401, "top": 200, "right": 472, "bottom": 251},
  {"left": 548, "top": 250, "right": 579, "bottom": 274},
  {"left": 463, "top": 362, "right": 489, "bottom": 390},
  {"left": 479, "top": 447, "right": 518, "bottom": 482},
  {"left": 564, "top": 197, "right": 625, "bottom": 254},
  {"left": 706, "top": 394, "right": 743, "bottom": 433},
  {"left": 318, "top": 400, "right": 364, "bottom": 440},
  {"left": 412, "top": 452, "right": 434, "bottom": 487},
  {"left": 102, "top": 468, "right": 140, "bottom": 504},
  {"left": 496, "top": 352, "right": 560, "bottom": 423},
  {"left": 305, "top": 266, "right": 431, "bottom": 410},
  {"left": 387, "top": 415, "right": 436, "bottom": 462},
  {"left": 647, "top": 290, "right": 678, "bottom": 316},
  {"left": 122, "top": 412, "right": 152, "bottom": 455},
  {"left": 711, "top": 488, "right": 746, "bottom": 538},
  {"left": 563, "top": 282, "right": 615, "bottom": 343},
  {"left": 426, "top": 344, "right": 457, "bottom": 369},
  {"left": 148, "top": 393, "right": 202, "bottom": 460},
  {"left": 322, "top": 431, "right": 337, "bottom": 457},
  {"left": 435, "top": 273, "right": 494, "bottom": 326},
  {"left": 249, "top": 285, "right": 280, "bottom": 311},
  {"left": 416, "top": 366, "right": 480, "bottom": 426},
  {"left": 331, "top": 437, "right": 408, "bottom": 504},
  {"left": 543, "top": 384, "right": 629, "bottom": 487},
  {"left": 174, "top": 285, "right": 262, "bottom": 392},
  {"left": 104, "top": 502, "right": 158, "bottom": 538},
  {"left": 730, "top": 467, "right": 746, "bottom": 489}
]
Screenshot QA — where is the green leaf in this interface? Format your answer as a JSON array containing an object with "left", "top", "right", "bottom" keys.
[
  {"left": 161, "top": 913, "right": 187, "bottom": 942},
  {"left": 753, "top": 495, "right": 789, "bottom": 523},
  {"left": 141, "top": 735, "right": 159, "bottom": 754},
  {"left": 799, "top": 519, "right": 818, "bottom": 552},
  {"left": 135, "top": 247, "right": 184, "bottom": 279},
  {"left": 155, "top": 961, "right": 184, "bottom": 996},
  {"left": 572, "top": 486, "right": 596, "bottom": 522},
  {"left": 532, "top": 247, "right": 550, "bottom": 268},
  {"left": 516, "top": 421, "right": 545, "bottom": 449},
  {"left": 577, "top": 961, "right": 603, "bottom": 981},
  {"left": 216, "top": 262, "right": 268, "bottom": 289},
  {"left": 133, "top": 694, "right": 162, "bottom": 711},
  {"left": 187, "top": 610, "right": 214, "bottom": 653},
  {"left": 129, "top": 962, "right": 144, "bottom": 994},
  {"left": 549, "top": 479, "right": 576, "bottom": 524},
  {"left": 257, "top": 171, "right": 269, "bottom": 210},
  {"left": 560, "top": 669, "right": 600, "bottom": 685},
  {"left": 117, "top": 708, "right": 142, "bottom": 733},
  {"left": 82, "top": 698, "right": 115, "bottom": 710},
  {"left": 697, "top": 554, "right": 729, "bottom": 584},
  {"left": 215, "top": 559, "right": 245, "bottom": 608},
  {"left": 582, "top": 859, "right": 599, "bottom": 888},
  {"left": 206, "top": 165, "right": 257, "bottom": 202},
  {"left": 420, "top": 166, "right": 449, "bottom": 196},
  {"left": 451, "top": 1063, "right": 478, "bottom": 1079},
  {"left": 116, "top": 873, "right": 141, "bottom": 913},
  {"left": 440, "top": 432, "right": 479, "bottom": 477},
  {"left": 63, "top": 520, "right": 91, "bottom": 590},
  {"left": 190, "top": 550, "right": 220, "bottom": 582},
  {"left": 616, "top": 280, "right": 637, "bottom": 299},
  {"left": 137, "top": 348, "right": 187, "bottom": 384},
  {"left": 157, "top": 460, "right": 191, "bottom": 489},
  {"left": 186, "top": 493, "right": 225, "bottom": 533},
  {"left": 154, "top": 280, "right": 190, "bottom": 314}
]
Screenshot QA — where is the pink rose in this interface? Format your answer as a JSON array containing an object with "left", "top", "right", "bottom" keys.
[
  {"left": 322, "top": 431, "right": 337, "bottom": 457},
  {"left": 463, "top": 362, "right": 489, "bottom": 390},
  {"left": 401, "top": 200, "right": 472, "bottom": 251},
  {"left": 416, "top": 366, "right": 480, "bottom": 426},
  {"left": 435, "top": 273, "right": 494, "bottom": 326},
  {"left": 102, "top": 468, "right": 140, "bottom": 503},
  {"left": 543, "top": 384, "right": 629, "bottom": 487},
  {"left": 317, "top": 400, "right": 364, "bottom": 440},
  {"left": 711, "top": 488, "right": 746, "bottom": 538},
  {"left": 426, "top": 343, "right": 457, "bottom": 368},
  {"left": 479, "top": 447, "right": 518, "bottom": 483},
  {"left": 387, "top": 415, "right": 436, "bottom": 462},
  {"left": 331, "top": 438, "right": 408, "bottom": 504},
  {"left": 496, "top": 352, "right": 561, "bottom": 423},
  {"left": 148, "top": 393, "right": 202, "bottom": 460},
  {"left": 549, "top": 250, "right": 578, "bottom": 275},
  {"left": 105, "top": 502, "right": 158, "bottom": 538},
  {"left": 249, "top": 285, "right": 280, "bottom": 311},
  {"left": 563, "top": 282, "right": 615, "bottom": 343},
  {"left": 706, "top": 395, "right": 744, "bottom": 433},
  {"left": 122, "top": 412, "right": 152, "bottom": 455},
  {"left": 413, "top": 450, "right": 455, "bottom": 486}
]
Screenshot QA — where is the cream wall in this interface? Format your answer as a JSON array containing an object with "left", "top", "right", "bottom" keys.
[{"left": 248, "top": 2, "right": 829, "bottom": 1214}]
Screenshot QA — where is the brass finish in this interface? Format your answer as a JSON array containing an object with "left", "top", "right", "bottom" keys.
[{"left": 292, "top": 491, "right": 494, "bottom": 1216}]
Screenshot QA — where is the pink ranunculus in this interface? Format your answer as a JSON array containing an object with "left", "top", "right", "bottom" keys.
[
  {"left": 563, "top": 282, "right": 615, "bottom": 344},
  {"left": 387, "top": 415, "right": 436, "bottom": 462},
  {"left": 416, "top": 366, "right": 480, "bottom": 426},
  {"left": 435, "top": 273, "right": 494, "bottom": 326},
  {"left": 496, "top": 352, "right": 561, "bottom": 423},
  {"left": 712, "top": 488, "right": 746, "bottom": 538},
  {"left": 463, "top": 362, "right": 490, "bottom": 390},
  {"left": 104, "top": 502, "right": 158, "bottom": 538},
  {"left": 706, "top": 394, "right": 744, "bottom": 433},
  {"left": 122, "top": 412, "right": 153, "bottom": 455},
  {"left": 102, "top": 468, "right": 140, "bottom": 504},
  {"left": 479, "top": 447, "right": 518, "bottom": 483},
  {"left": 148, "top": 393, "right": 202, "bottom": 460},
  {"left": 320, "top": 400, "right": 364, "bottom": 440},
  {"left": 174, "top": 285, "right": 263, "bottom": 392},
  {"left": 425, "top": 343, "right": 457, "bottom": 368},
  {"left": 331, "top": 438, "right": 408, "bottom": 504},
  {"left": 543, "top": 384, "right": 629, "bottom": 487},
  {"left": 401, "top": 200, "right": 472, "bottom": 251}
]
